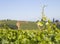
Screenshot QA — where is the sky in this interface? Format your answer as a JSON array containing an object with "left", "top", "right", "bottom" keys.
[{"left": 0, "top": 0, "right": 60, "bottom": 21}]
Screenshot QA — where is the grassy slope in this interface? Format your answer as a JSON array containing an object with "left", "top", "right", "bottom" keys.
[{"left": 0, "top": 20, "right": 38, "bottom": 29}]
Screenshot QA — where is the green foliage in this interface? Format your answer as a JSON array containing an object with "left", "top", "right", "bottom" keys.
[
  {"left": 0, "top": 29, "right": 60, "bottom": 44},
  {"left": 36, "top": 15, "right": 59, "bottom": 30}
]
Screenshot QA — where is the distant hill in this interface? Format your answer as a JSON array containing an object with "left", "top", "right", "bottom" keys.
[{"left": 0, "top": 20, "right": 38, "bottom": 29}]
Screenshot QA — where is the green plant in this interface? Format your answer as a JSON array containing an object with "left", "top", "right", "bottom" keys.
[{"left": 0, "top": 28, "right": 60, "bottom": 44}]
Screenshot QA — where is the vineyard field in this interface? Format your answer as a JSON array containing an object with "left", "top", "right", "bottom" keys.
[{"left": 0, "top": 29, "right": 60, "bottom": 44}]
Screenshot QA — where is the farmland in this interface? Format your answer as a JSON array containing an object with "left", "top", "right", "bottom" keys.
[
  {"left": 0, "top": 28, "right": 60, "bottom": 44},
  {"left": 0, "top": 20, "right": 38, "bottom": 30},
  {"left": 0, "top": 15, "right": 60, "bottom": 44},
  {"left": 0, "top": 19, "right": 60, "bottom": 44}
]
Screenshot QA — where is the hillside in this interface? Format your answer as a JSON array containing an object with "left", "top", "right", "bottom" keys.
[{"left": 0, "top": 20, "right": 38, "bottom": 29}]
